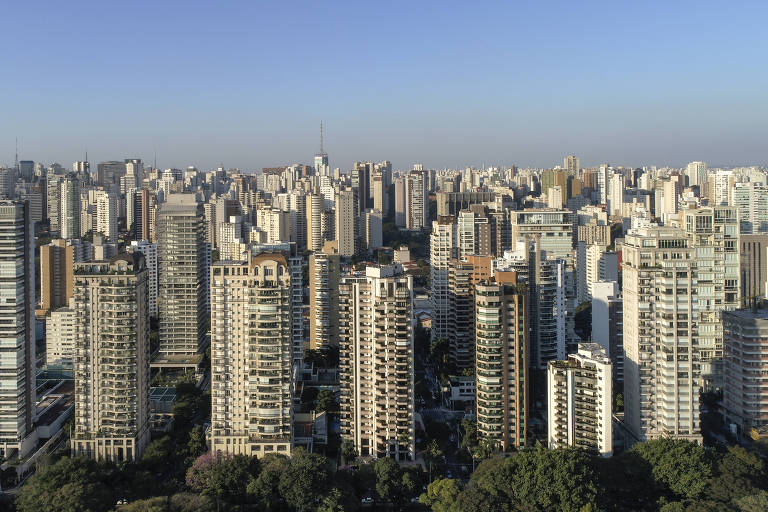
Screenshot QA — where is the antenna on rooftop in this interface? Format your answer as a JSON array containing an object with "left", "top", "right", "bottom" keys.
[{"left": 320, "top": 121, "right": 325, "bottom": 155}]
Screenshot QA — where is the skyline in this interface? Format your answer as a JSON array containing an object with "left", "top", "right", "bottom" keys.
[{"left": 3, "top": 1, "right": 768, "bottom": 170}]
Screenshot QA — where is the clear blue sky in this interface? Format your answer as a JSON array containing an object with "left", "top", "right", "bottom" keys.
[{"left": 2, "top": 1, "right": 767, "bottom": 171}]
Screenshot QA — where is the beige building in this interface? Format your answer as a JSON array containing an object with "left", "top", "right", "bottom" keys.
[
  {"left": 38, "top": 238, "right": 92, "bottom": 316},
  {"left": 335, "top": 188, "right": 358, "bottom": 257},
  {"left": 72, "top": 254, "right": 151, "bottom": 462},
  {"left": 623, "top": 207, "right": 739, "bottom": 442},
  {"left": 309, "top": 241, "right": 340, "bottom": 351},
  {"left": 209, "top": 252, "right": 293, "bottom": 457},
  {"left": 547, "top": 343, "right": 612, "bottom": 457},
  {"left": 339, "top": 265, "right": 415, "bottom": 461},
  {"left": 475, "top": 273, "right": 528, "bottom": 451},
  {"left": 723, "top": 309, "right": 768, "bottom": 433},
  {"left": 46, "top": 304, "right": 76, "bottom": 366}
]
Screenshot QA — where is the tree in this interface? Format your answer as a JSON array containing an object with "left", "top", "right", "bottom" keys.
[
  {"left": 316, "top": 389, "right": 336, "bottom": 413},
  {"left": 420, "top": 478, "right": 462, "bottom": 512},
  {"left": 631, "top": 439, "right": 713, "bottom": 500},
  {"left": 424, "top": 439, "right": 443, "bottom": 482},
  {"left": 118, "top": 494, "right": 215, "bottom": 512},
  {"left": 374, "top": 457, "right": 402, "bottom": 505},
  {"left": 737, "top": 490, "right": 768, "bottom": 512},
  {"left": 341, "top": 440, "right": 358, "bottom": 465},
  {"left": 705, "top": 445, "right": 767, "bottom": 507},
  {"left": 141, "top": 435, "right": 174, "bottom": 472},
  {"left": 278, "top": 448, "right": 331, "bottom": 511},
  {"left": 185, "top": 453, "right": 259, "bottom": 506},
  {"left": 246, "top": 454, "right": 289, "bottom": 511},
  {"left": 15, "top": 457, "right": 115, "bottom": 512},
  {"left": 185, "top": 425, "right": 207, "bottom": 460}
]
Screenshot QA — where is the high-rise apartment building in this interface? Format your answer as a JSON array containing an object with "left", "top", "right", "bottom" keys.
[
  {"left": 0, "top": 201, "right": 36, "bottom": 458},
  {"left": 210, "top": 252, "right": 294, "bottom": 457},
  {"left": 130, "top": 240, "right": 159, "bottom": 317},
  {"left": 685, "top": 161, "right": 707, "bottom": 188},
  {"left": 564, "top": 155, "right": 580, "bottom": 175},
  {"left": 430, "top": 216, "right": 457, "bottom": 341},
  {"left": 723, "top": 308, "right": 768, "bottom": 434},
  {"left": 335, "top": 188, "right": 358, "bottom": 257},
  {"left": 740, "top": 234, "right": 768, "bottom": 305},
  {"left": 46, "top": 305, "right": 76, "bottom": 366},
  {"left": 732, "top": 182, "right": 768, "bottom": 234},
  {"left": 96, "top": 190, "right": 118, "bottom": 241},
  {"left": 309, "top": 242, "right": 341, "bottom": 350},
  {"left": 475, "top": 273, "right": 528, "bottom": 451},
  {"left": 623, "top": 208, "right": 739, "bottom": 442},
  {"left": 39, "top": 238, "right": 92, "bottom": 316},
  {"left": 591, "top": 281, "right": 624, "bottom": 384},
  {"left": 72, "top": 254, "right": 150, "bottom": 462},
  {"left": 339, "top": 265, "right": 415, "bottom": 461},
  {"left": 547, "top": 343, "right": 612, "bottom": 457},
  {"left": 157, "top": 194, "right": 208, "bottom": 358},
  {"left": 59, "top": 174, "right": 81, "bottom": 239}
]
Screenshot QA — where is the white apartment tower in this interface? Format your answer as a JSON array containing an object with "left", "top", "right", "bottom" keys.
[
  {"left": 209, "top": 252, "right": 294, "bottom": 457},
  {"left": 130, "top": 240, "right": 159, "bottom": 317},
  {"left": 547, "top": 343, "right": 612, "bottom": 457},
  {"left": 339, "top": 265, "right": 415, "bottom": 461},
  {"left": 72, "top": 254, "right": 151, "bottom": 462},
  {"left": 430, "top": 216, "right": 457, "bottom": 341},
  {"left": 623, "top": 207, "right": 739, "bottom": 441},
  {"left": 0, "top": 201, "right": 36, "bottom": 458}
]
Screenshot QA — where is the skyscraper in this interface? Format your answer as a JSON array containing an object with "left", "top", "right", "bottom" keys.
[
  {"left": 210, "top": 252, "right": 294, "bottom": 457},
  {"left": 0, "top": 201, "right": 36, "bottom": 458},
  {"left": 72, "top": 254, "right": 150, "bottom": 462},
  {"left": 623, "top": 210, "right": 739, "bottom": 442},
  {"left": 157, "top": 194, "right": 208, "bottom": 358},
  {"left": 430, "top": 216, "right": 458, "bottom": 341},
  {"left": 309, "top": 242, "right": 341, "bottom": 351},
  {"left": 564, "top": 155, "right": 580, "bottom": 175},
  {"left": 475, "top": 273, "right": 528, "bottom": 451},
  {"left": 59, "top": 174, "right": 81, "bottom": 239},
  {"left": 130, "top": 240, "right": 159, "bottom": 317},
  {"left": 335, "top": 188, "right": 358, "bottom": 257},
  {"left": 39, "top": 238, "right": 92, "bottom": 316},
  {"left": 339, "top": 265, "right": 415, "bottom": 461}
]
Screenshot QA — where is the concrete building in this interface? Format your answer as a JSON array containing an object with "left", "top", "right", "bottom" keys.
[
  {"left": 591, "top": 281, "right": 623, "bottom": 384},
  {"left": 46, "top": 305, "right": 76, "bottom": 366},
  {"left": 209, "top": 253, "right": 294, "bottom": 457},
  {"left": 0, "top": 201, "right": 36, "bottom": 458},
  {"left": 157, "top": 194, "right": 208, "bottom": 358},
  {"left": 430, "top": 216, "right": 458, "bottom": 341},
  {"left": 130, "top": 241, "right": 159, "bottom": 317},
  {"left": 59, "top": 174, "right": 81, "bottom": 240},
  {"left": 564, "top": 155, "right": 580, "bottom": 175},
  {"left": 740, "top": 234, "right": 768, "bottom": 305},
  {"left": 732, "top": 182, "right": 768, "bottom": 234},
  {"left": 547, "top": 343, "right": 612, "bottom": 456},
  {"left": 623, "top": 209, "right": 739, "bottom": 442},
  {"left": 685, "top": 161, "right": 707, "bottom": 188},
  {"left": 475, "top": 274, "right": 528, "bottom": 451},
  {"left": 71, "top": 254, "right": 151, "bottom": 462},
  {"left": 339, "top": 265, "right": 415, "bottom": 461},
  {"left": 39, "top": 238, "right": 92, "bottom": 316},
  {"left": 96, "top": 190, "right": 118, "bottom": 241},
  {"left": 335, "top": 188, "right": 358, "bottom": 257},
  {"left": 723, "top": 308, "right": 768, "bottom": 433},
  {"left": 309, "top": 242, "right": 340, "bottom": 350}
]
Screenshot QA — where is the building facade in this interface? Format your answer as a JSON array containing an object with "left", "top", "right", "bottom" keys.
[
  {"left": 339, "top": 265, "right": 415, "bottom": 461},
  {"left": 72, "top": 254, "right": 151, "bottom": 462}
]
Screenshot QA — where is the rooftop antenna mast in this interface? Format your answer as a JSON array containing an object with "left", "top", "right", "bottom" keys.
[
  {"left": 320, "top": 121, "right": 325, "bottom": 155},
  {"left": 15, "top": 137, "right": 18, "bottom": 169}
]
